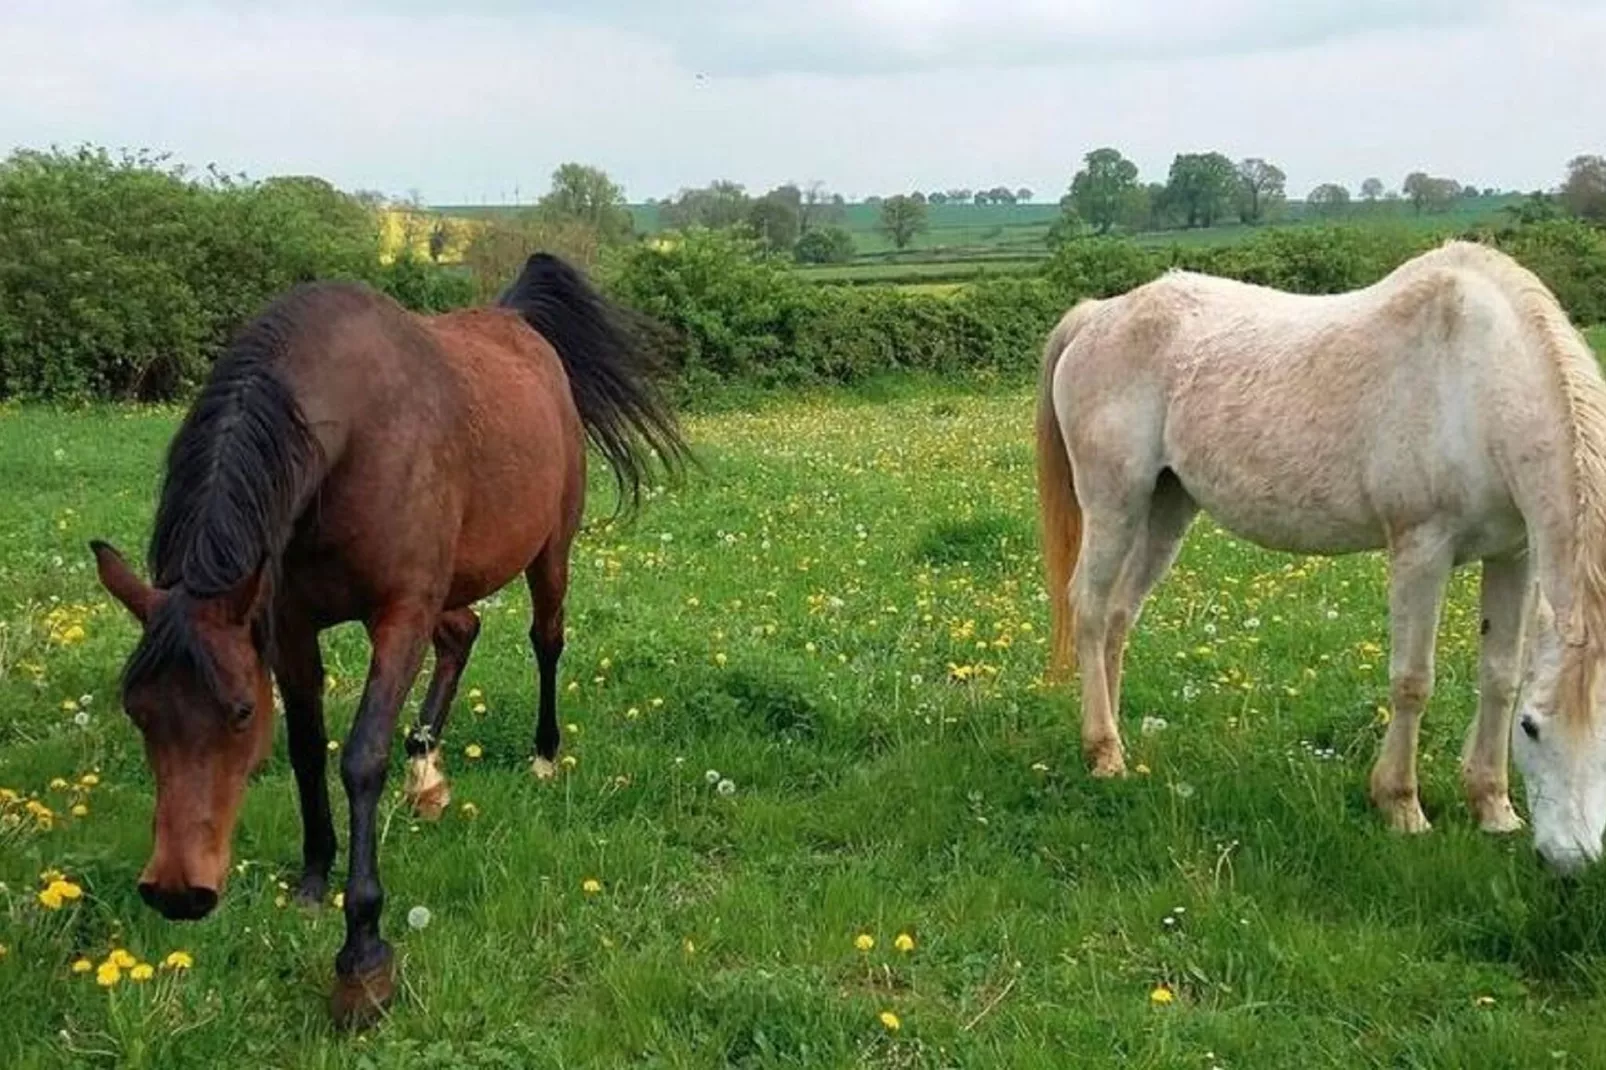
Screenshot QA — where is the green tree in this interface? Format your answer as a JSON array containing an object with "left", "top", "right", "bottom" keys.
[
  {"left": 1561, "top": 155, "right": 1606, "bottom": 222},
  {"left": 1360, "top": 177, "right": 1385, "bottom": 203},
  {"left": 1402, "top": 171, "right": 1459, "bottom": 215},
  {"left": 658, "top": 180, "right": 751, "bottom": 230},
  {"left": 747, "top": 192, "right": 800, "bottom": 251},
  {"left": 878, "top": 194, "right": 928, "bottom": 250},
  {"left": 1236, "top": 158, "right": 1286, "bottom": 224},
  {"left": 535, "top": 162, "right": 632, "bottom": 242},
  {"left": 1165, "top": 152, "right": 1238, "bottom": 228},
  {"left": 1069, "top": 148, "right": 1140, "bottom": 235},
  {"left": 1307, "top": 183, "right": 1352, "bottom": 218},
  {"left": 1016, "top": 187, "right": 1034, "bottom": 203}
]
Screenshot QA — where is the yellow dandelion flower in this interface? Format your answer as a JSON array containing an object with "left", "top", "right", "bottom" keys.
[
  {"left": 39, "top": 868, "right": 65, "bottom": 884},
  {"left": 561, "top": 755, "right": 578, "bottom": 769},
  {"left": 714, "top": 652, "right": 728, "bottom": 667},
  {"left": 465, "top": 743, "right": 484, "bottom": 760},
  {"left": 49, "top": 778, "right": 69, "bottom": 791},
  {"left": 78, "top": 773, "right": 99, "bottom": 788},
  {"left": 96, "top": 961, "right": 121, "bottom": 987},
  {"left": 468, "top": 687, "right": 483, "bottom": 701},
  {"left": 0, "top": 945, "right": 6, "bottom": 959},
  {"left": 61, "top": 698, "right": 79, "bottom": 711},
  {"left": 333, "top": 892, "right": 345, "bottom": 909},
  {"left": 108, "top": 949, "right": 136, "bottom": 970},
  {"left": 50, "top": 879, "right": 83, "bottom": 901},
  {"left": 71, "top": 804, "right": 89, "bottom": 818},
  {"left": 130, "top": 963, "right": 155, "bottom": 982},
  {"left": 878, "top": 1010, "right": 901, "bottom": 1031},
  {"left": 60, "top": 625, "right": 87, "bottom": 645},
  {"left": 460, "top": 802, "right": 480, "bottom": 819},
  {"left": 683, "top": 939, "right": 696, "bottom": 955},
  {"left": 326, "top": 739, "right": 339, "bottom": 753},
  {"left": 894, "top": 932, "right": 915, "bottom": 953},
  {"left": 1134, "top": 763, "right": 1151, "bottom": 776},
  {"left": 1149, "top": 985, "right": 1175, "bottom": 1005},
  {"left": 582, "top": 878, "right": 602, "bottom": 895},
  {"left": 71, "top": 957, "right": 93, "bottom": 974},
  {"left": 37, "top": 887, "right": 65, "bottom": 910},
  {"left": 854, "top": 933, "right": 875, "bottom": 952},
  {"left": 163, "top": 950, "right": 194, "bottom": 970}
]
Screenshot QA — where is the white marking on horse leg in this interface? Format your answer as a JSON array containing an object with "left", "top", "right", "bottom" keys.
[
  {"left": 403, "top": 748, "right": 450, "bottom": 821},
  {"left": 530, "top": 756, "right": 557, "bottom": 780},
  {"left": 1370, "top": 534, "right": 1453, "bottom": 834},
  {"left": 1464, "top": 555, "right": 1533, "bottom": 833}
]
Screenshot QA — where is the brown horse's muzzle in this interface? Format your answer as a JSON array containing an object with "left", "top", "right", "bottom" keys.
[{"left": 139, "top": 881, "right": 220, "bottom": 921}]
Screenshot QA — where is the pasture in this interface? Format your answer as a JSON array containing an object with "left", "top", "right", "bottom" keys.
[{"left": 4, "top": 373, "right": 1606, "bottom": 1067}]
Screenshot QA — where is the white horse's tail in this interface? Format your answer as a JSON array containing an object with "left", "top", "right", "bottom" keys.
[{"left": 1037, "top": 300, "right": 1104, "bottom": 678}]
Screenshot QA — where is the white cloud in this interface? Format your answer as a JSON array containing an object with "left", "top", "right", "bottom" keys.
[{"left": 1, "top": 0, "right": 1601, "bottom": 202}]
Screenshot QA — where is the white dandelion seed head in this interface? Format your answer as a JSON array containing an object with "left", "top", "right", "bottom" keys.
[
  {"left": 717, "top": 778, "right": 736, "bottom": 796},
  {"left": 704, "top": 769, "right": 721, "bottom": 785},
  {"left": 406, "top": 905, "right": 432, "bottom": 930},
  {"left": 73, "top": 711, "right": 91, "bottom": 728}
]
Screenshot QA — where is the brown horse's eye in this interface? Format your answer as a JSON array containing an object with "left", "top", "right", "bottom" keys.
[{"left": 229, "top": 701, "right": 253, "bottom": 729}]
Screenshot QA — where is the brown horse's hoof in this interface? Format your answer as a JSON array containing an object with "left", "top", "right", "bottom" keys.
[
  {"left": 331, "top": 957, "right": 395, "bottom": 1030},
  {"left": 404, "top": 750, "right": 451, "bottom": 821}
]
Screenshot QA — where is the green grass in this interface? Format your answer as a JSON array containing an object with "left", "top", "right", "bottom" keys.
[{"left": 5, "top": 377, "right": 1606, "bottom": 1068}]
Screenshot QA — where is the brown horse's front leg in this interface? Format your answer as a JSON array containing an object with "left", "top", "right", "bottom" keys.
[
  {"left": 273, "top": 613, "right": 336, "bottom": 906},
  {"left": 331, "top": 605, "right": 432, "bottom": 1030}
]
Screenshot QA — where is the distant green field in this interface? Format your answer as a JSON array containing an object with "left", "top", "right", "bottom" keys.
[{"left": 432, "top": 195, "right": 1529, "bottom": 293}]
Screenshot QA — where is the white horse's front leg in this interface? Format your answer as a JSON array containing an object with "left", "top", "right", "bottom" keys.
[
  {"left": 1370, "top": 533, "right": 1454, "bottom": 833},
  {"left": 1461, "top": 555, "right": 1533, "bottom": 833}
]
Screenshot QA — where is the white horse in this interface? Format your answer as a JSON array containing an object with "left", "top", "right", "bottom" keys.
[{"left": 1035, "top": 240, "right": 1606, "bottom": 872}]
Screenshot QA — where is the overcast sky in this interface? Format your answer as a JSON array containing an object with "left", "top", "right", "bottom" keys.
[{"left": 2, "top": 0, "right": 1602, "bottom": 204}]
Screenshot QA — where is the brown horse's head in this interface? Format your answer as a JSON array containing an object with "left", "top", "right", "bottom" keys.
[{"left": 92, "top": 541, "right": 275, "bottom": 920}]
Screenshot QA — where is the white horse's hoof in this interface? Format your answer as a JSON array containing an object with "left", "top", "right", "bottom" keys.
[
  {"left": 1379, "top": 797, "right": 1432, "bottom": 834},
  {"left": 1473, "top": 796, "right": 1525, "bottom": 834},
  {"left": 531, "top": 756, "right": 557, "bottom": 781}
]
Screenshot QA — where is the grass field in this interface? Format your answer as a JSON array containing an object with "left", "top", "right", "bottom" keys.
[{"left": 6, "top": 373, "right": 1606, "bottom": 1068}]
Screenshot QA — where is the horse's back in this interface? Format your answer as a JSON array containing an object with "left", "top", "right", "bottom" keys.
[
  {"left": 1054, "top": 258, "right": 1542, "bottom": 558},
  {"left": 278, "top": 290, "right": 582, "bottom": 618}
]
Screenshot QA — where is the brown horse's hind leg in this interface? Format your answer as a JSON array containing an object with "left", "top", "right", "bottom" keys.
[
  {"left": 402, "top": 608, "right": 482, "bottom": 820},
  {"left": 526, "top": 541, "right": 571, "bottom": 780}
]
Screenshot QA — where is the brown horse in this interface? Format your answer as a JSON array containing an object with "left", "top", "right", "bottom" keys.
[{"left": 90, "top": 253, "right": 689, "bottom": 1026}]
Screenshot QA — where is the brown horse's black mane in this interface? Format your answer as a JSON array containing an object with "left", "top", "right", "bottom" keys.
[
  {"left": 124, "top": 285, "right": 328, "bottom": 696},
  {"left": 498, "top": 253, "right": 692, "bottom": 516}
]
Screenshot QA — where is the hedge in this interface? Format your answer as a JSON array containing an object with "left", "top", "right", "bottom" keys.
[{"left": 3, "top": 148, "right": 1604, "bottom": 402}]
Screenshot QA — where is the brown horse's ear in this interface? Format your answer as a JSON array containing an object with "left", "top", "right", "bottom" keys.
[
  {"left": 218, "top": 566, "right": 266, "bottom": 627},
  {"left": 91, "top": 540, "right": 159, "bottom": 623}
]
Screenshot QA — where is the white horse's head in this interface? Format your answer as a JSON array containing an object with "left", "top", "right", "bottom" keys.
[{"left": 1513, "top": 596, "right": 1606, "bottom": 873}]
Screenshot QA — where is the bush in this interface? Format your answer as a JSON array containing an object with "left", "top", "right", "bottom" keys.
[
  {"left": 1484, "top": 219, "right": 1606, "bottom": 326},
  {"left": 0, "top": 147, "right": 387, "bottom": 399},
  {"left": 793, "top": 226, "right": 855, "bottom": 265},
  {"left": 1042, "top": 237, "right": 1164, "bottom": 300},
  {"left": 1174, "top": 225, "right": 1437, "bottom": 294},
  {"left": 604, "top": 228, "right": 1062, "bottom": 391},
  {"left": 375, "top": 256, "right": 477, "bottom": 313},
  {"left": 461, "top": 213, "right": 602, "bottom": 303}
]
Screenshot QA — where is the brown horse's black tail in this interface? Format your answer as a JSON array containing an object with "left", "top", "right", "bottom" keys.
[{"left": 498, "top": 253, "right": 692, "bottom": 518}]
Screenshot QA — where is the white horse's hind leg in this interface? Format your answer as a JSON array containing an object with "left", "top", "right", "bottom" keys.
[
  {"left": 1073, "top": 504, "right": 1149, "bottom": 778},
  {"left": 1104, "top": 474, "right": 1197, "bottom": 721},
  {"left": 1461, "top": 555, "right": 1533, "bottom": 833},
  {"left": 1370, "top": 532, "right": 1454, "bottom": 833}
]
